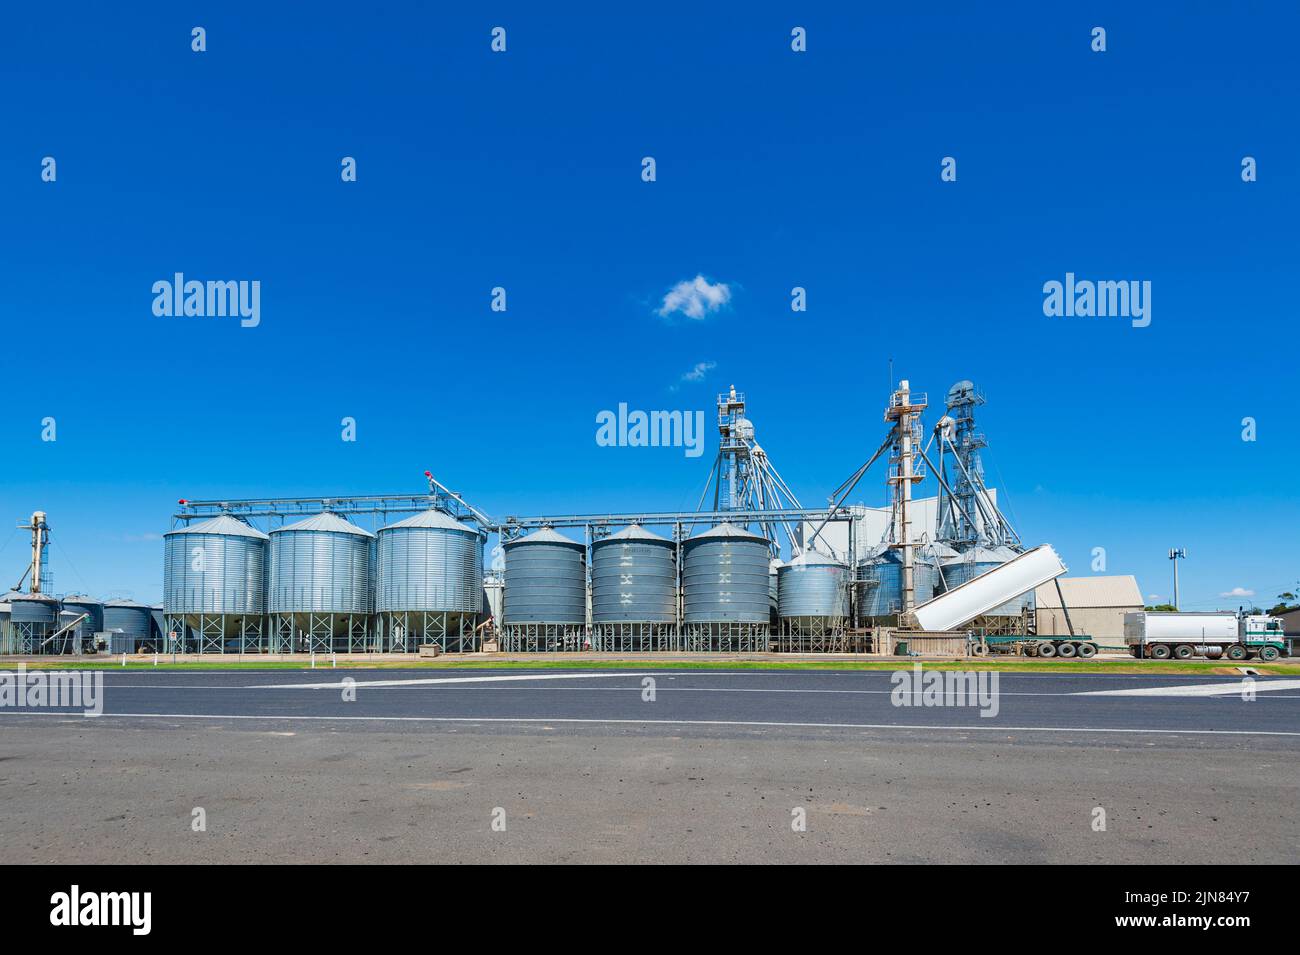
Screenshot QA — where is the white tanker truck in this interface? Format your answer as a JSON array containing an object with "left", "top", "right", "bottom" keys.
[{"left": 1123, "top": 611, "right": 1287, "bottom": 661}]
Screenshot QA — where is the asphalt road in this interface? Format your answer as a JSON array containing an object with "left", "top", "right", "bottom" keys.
[{"left": 1, "top": 668, "right": 1297, "bottom": 863}]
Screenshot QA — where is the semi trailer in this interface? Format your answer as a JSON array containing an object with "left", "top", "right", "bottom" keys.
[{"left": 1123, "top": 611, "right": 1287, "bottom": 661}]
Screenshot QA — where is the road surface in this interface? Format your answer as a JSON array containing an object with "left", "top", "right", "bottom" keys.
[{"left": 1, "top": 668, "right": 1295, "bottom": 863}]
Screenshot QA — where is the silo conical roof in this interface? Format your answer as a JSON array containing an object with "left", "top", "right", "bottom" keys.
[
  {"left": 599, "top": 525, "right": 671, "bottom": 544},
  {"left": 273, "top": 512, "right": 374, "bottom": 537},
  {"left": 506, "top": 527, "right": 584, "bottom": 548},
  {"left": 165, "top": 514, "right": 269, "bottom": 540},
  {"left": 688, "top": 522, "right": 769, "bottom": 544},
  {"left": 381, "top": 508, "right": 477, "bottom": 534}
]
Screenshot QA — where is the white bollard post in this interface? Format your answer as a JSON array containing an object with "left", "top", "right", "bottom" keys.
[
  {"left": 154, "top": 653, "right": 158, "bottom": 667},
  {"left": 121, "top": 653, "right": 126, "bottom": 667},
  {"left": 331, "top": 653, "right": 336, "bottom": 669},
  {"left": 311, "top": 652, "right": 316, "bottom": 669}
]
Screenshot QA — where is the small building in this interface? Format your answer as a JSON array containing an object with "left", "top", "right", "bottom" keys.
[
  {"left": 1035, "top": 576, "right": 1143, "bottom": 649},
  {"left": 1275, "top": 606, "right": 1300, "bottom": 636}
]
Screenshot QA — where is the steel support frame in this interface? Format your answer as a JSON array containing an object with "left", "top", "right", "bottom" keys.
[
  {"left": 500, "top": 623, "right": 587, "bottom": 653},
  {"left": 591, "top": 622, "right": 678, "bottom": 652}
]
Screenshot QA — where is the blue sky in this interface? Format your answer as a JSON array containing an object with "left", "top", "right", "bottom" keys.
[{"left": 2, "top": 2, "right": 1296, "bottom": 610}]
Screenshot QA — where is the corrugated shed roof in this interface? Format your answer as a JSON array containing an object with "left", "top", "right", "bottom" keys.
[
  {"left": 506, "top": 527, "right": 584, "bottom": 548},
  {"left": 273, "top": 512, "right": 374, "bottom": 538},
  {"left": 1035, "top": 575, "right": 1143, "bottom": 609},
  {"left": 380, "top": 509, "right": 476, "bottom": 534},
  {"left": 598, "top": 525, "right": 672, "bottom": 544},
  {"left": 166, "top": 514, "right": 270, "bottom": 540}
]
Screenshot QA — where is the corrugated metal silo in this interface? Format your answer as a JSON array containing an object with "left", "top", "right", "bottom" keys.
[
  {"left": 681, "top": 524, "right": 771, "bottom": 625},
  {"left": 376, "top": 508, "right": 484, "bottom": 651},
  {"left": 778, "top": 551, "right": 850, "bottom": 620},
  {"left": 377, "top": 509, "right": 483, "bottom": 614},
  {"left": 269, "top": 512, "right": 372, "bottom": 614},
  {"left": 857, "top": 547, "right": 937, "bottom": 620},
  {"left": 104, "top": 600, "right": 154, "bottom": 647},
  {"left": 4, "top": 593, "right": 60, "bottom": 654},
  {"left": 591, "top": 525, "right": 676, "bottom": 624},
  {"left": 503, "top": 527, "right": 586, "bottom": 626},
  {"left": 163, "top": 515, "right": 269, "bottom": 615}
]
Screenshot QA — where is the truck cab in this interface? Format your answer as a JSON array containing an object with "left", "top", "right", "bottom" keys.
[{"left": 1239, "top": 614, "right": 1286, "bottom": 649}]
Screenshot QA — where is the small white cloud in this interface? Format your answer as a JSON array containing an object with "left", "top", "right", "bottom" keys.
[
  {"left": 681, "top": 361, "right": 716, "bottom": 382},
  {"left": 1147, "top": 594, "right": 1162, "bottom": 601},
  {"left": 657, "top": 275, "right": 731, "bottom": 320},
  {"left": 1219, "top": 586, "right": 1255, "bottom": 598}
]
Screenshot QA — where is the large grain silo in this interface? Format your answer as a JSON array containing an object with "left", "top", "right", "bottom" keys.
[
  {"left": 502, "top": 527, "right": 587, "bottom": 651},
  {"left": 681, "top": 523, "right": 771, "bottom": 651},
  {"left": 269, "top": 512, "right": 374, "bottom": 653},
  {"left": 856, "top": 546, "right": 938, "bottom": 623},
  {"left": 591, "top": 525, "right": 677, "bottom": 651},
  {"left": 2, "top": 592, "right": 60, "bottom": 654},
  {"left": 163, "top": 514, "right": 269, "bottom": 653},
  {"left": 376, "top": 508, "right": 484, "bottom": 652},
  {"left": 777, "top": 550, "right": 850, "bottom": 651}
]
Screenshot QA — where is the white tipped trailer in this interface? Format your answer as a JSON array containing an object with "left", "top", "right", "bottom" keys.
[
  {"left": 904, "top": 545, "right": 1066, "bottom": 631},
  {"left": 901, "top": 544, "right": 1100, "bottom": 657}
]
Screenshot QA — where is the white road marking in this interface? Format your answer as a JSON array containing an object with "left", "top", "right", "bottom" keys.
[
  {"left": 91, "top": 684, "right": 1300, "bottom": 700},
  {"left": 2, "top": 710, "right": 1298, "bottom": 736},
  {"left": 257, "top": 671, "right": 654, "bottom": 690},
  {"left": 1075, "top": 679, "right": 1300, "bottom": 697}
]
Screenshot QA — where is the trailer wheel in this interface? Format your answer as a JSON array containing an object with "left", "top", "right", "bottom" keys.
[
  {"left": 1226, "top": 644, "right": 1248, "bottom": 661},
  {"left": 1077, "top": 642, "right": 1097, "bottom": 659},
  {"left": 1056, "top": 641, "right": 1077, "bottom": 658},
  {"left": 1036, "top": 641, "right": 1056, "bottom": 658},
  {"left": 1258, "top": 646, "right": 1280, "bottom": 662},
  {"left": 1150, "top": 644, "right": 1172, "bottom": 660},
  {"left": 1173, "top": 644, "right": 1195, "bottom": 660}
]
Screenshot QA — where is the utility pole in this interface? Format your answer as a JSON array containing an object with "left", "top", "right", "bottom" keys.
[{"left": 1168, "top": 547, "right": 1186, "bottom": 610}]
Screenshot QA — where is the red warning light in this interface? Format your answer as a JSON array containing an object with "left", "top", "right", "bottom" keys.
[
  {"left": 178, "top": 499, "right": 188, "bottom": 505},
  {"left": 424, "top": 471, "right": 431, "bottom": 478}
]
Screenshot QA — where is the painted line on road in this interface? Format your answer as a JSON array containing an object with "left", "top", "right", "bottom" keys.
[
  {"left": 87, "top": 683, "right": 1300, "bottom": 700},
  {"left": 255, "top": 671, "right": 654, "bottom": 690},
  {"left": 1075, "top": 679, "right": 1300, "bottom": 697},
  {"left": 3, "top": 710, "right": 1299, "bottom": 736}
]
